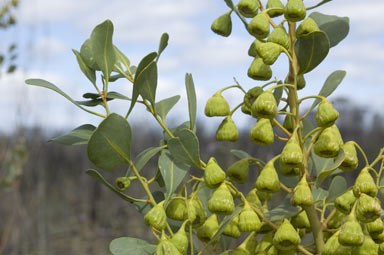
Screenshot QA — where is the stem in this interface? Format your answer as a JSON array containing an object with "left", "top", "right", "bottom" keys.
[
  {"left": 259, "top": 3, "right": 277, "bottom": 28},
  {"left": 230, "top": 103, "right": 243, "bottom": 116},
  {"left": 272, "top": 118, "right": 291, "bottom": 137},
  {"left": 260, "top": 79, "right": 279, "bottom": 89},
  {"left": 303, "top": 205, "right": 324, "bottom": 255},
  {"left": 352, "top": 142, "right": 369, "bottom": 167},
  {"left": 233, "top": 77, "right": 247, "bottom": 93},
  {"left": 323, "top": 208, "right": 336, "bottom": 226},
  {"left": 268, "top": 83, "right": 296, "bottom": 91},
  {"left": 299, "top": 95, "right": 326, "bottom": 104}
]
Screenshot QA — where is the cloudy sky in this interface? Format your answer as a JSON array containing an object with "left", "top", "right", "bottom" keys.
[{"left": 1, "top": 0, "right": 384, "bottom": 135}]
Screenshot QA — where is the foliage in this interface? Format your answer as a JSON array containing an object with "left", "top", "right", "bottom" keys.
[{"left": 26, "top": 1, "right": 384, "bottom": 254}]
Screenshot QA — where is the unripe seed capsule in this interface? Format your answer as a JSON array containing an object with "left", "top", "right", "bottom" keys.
[
  {"left": 284, "top": 0, "right": 306, "bottom": 22},
  {"left": 171, "top": 221, "right": 189, "bottom": 255},
  {"left": 255, "top": 41, "right": 283, "bottom": 65},
  {"left": 353, "top": 168, "right": 378, "bottom": 198},
  {"left": 367, "top": 217, "right": 384, "bottom": 237},
  {"left": 211, "top": 12, "right": 232, "bottom": 37},
  {"left": 293, "top": 174, "right": 314, "bottom": 206},
  {"left": 339, "top": 141, "right": 359, "bottom": 171},
  {"left": 351, "top": 234, "right": 378, "bottom": 255},
  {"left": 296, "top": 17, "right": 320, "bottom": 37},
  {"left": 338, "top": 215, "right": 365, "bottom": 246},
  {"left": 327, "top": 209, "right": 346, "bottom": 230},
  {"left": 227, "top": 158, "right": 250, "bottom": 184},
  {"left": 204, "top": 157, "right": 226, "bottom": 189},
  {"left": 355, "top": 193, "right": 382, "bottom": 223},
  {"left": 255, "top": 161, "right": 280, "bottom": 193},
  {"left": 316, "top": 100, "right": 339, "bottom": 128},
  {"left": 144, "top": 201, "right": 167, "bottom": 231},
  {"left": 216, "top": 116, "right": 239, "bottom": 142},
  {"left": 248, "top": 13, "right": 270, "bottom": 39},
  {"left": 115, "top": 177, "right": 131, "bottom": 192},
  {"left": 166, "top": 197, "right": 187, "bottom": 221},
  {"left": 280, "top": 136, "right": 303, "bottom": 176},
  {"left": 335, "top": 189, "right": 356, "bottom": 214},
  {"left": 273, "top": 219, "right": 301, "bottom": 251},
  {"left": 238, "top": 203, "right": 261, "bottom": 232},
  {"left": 208, "top": 183, "right": 235, "bottom": 215},
  {"left": 247, "top": 57, "right": 272, "bottom": 81},
  {"left": 314, "top": 126, "right": 341, "bottom": 158},
  {"left": 268, "top": 25, "right": 290, "bottom": 50},
  {"left": 322, "top": 231, "right": 352, "bottom": 255},
  {"left": 251, "top": 91, "right": 278, "bottom": 119},
  {"left": 196, "top": 214, "right": 219, "bottom": 242},
  {"left": 249, "top": 118, "right": 274, "bottom": 146},
  {"left": 223, "top": 215, "right": 241, "bottom": 238},
  {"left": 156, "top": 237, "right": 182, "bottom": 255},
  {"left": 238, "top": 0, "right": 259, "bottom": 18},
  {"left": 291, "top": 210, "right": 310, "bottom": 229},
  {"left": 204, "top": 93, "right": 230, "bottom": 117},
  {"left": 266, "top": 0, "right": 284, "bottom": 18}
]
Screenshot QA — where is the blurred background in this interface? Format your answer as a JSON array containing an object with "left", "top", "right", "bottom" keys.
[{"left": 1, "top": 0, "right": 384, "bottom": 254}]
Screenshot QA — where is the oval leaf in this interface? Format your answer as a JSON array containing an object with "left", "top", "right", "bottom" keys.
[
  {"left": 72, "top": 49, "right": 96, "bottom": 85},
  {"left": 136, "top": 61, "right": 158, "bottom": 104},
  {"left": 89, "top": 19, "right": 116, "bottom": 80},
  {"left": 110, "top": 237, "right": 156, "bottom": 255},
  {"left": 158, "top": 149, "right": 189, "bottom": 200},
  {"left": 326, "top": 176, "right": 347, "bottom": 203},
  {"left": 87, "top": 113, "right": 131, "bottom": 170},
  {"left": 133, "top": 146, "right": 165, "bottom": 172},
  {"left": 168, "top": 128, "right": 202, "bottom": 168},
  {"left": 315, "top": 149, "right": 345, "bottom": 186},
  {"left": 185, "top": 73, "right": 197, "bottom": 131},
  {"left": 157, "top": 33, "right": 169, "bottom": 60},
  {"left": 295, "top": 31, "right": 330, "bottom": 74},
  {"left": 264, "top": 195, "right": 299, "bottom": 222},
  {"left": 50, "top": 124, "right": 96, "bottom": 145},
  {"left": 154, "top": 95, "right": 180, "bottom": 121},
  {"left": 310, "top": 12, "right": 349, "bottom": 48}
]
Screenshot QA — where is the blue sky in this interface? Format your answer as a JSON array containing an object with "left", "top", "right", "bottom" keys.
[{"left": 2, "top": 0, "right": 384, "bottom": 134}]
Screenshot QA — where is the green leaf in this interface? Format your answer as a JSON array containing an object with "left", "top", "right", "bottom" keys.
[
  {"left": 126, "top": 52, "right": 157, "bottom": 117},
  {"left": 50, "top": 124, "right": 96, "bottom": 145},
  {"left": 158, "top": 150, "right": 189, "bottom": 200},
  {"left": 110, "top": 237, "right": 156, "bottom": 255},
  {"left": 315, "top": 149, "right": 345, "bottom": 186},
  {"left": 87, "top": 113, "right": 131, "bottom": 170},
  {"left": 168, "top": 128, "right": 202, "bottom": 168},
  {"left": 76, "top": 99, "right": 105, "bottom": 107},
  {"left": 114, "top": 46, "right": 131, "bottom": 71},
  {"left": 224, "top": 0, "right": 235, "bottom": 9},
  {"left": 295, "top": 31, "right": 330, "bottom": 74},
  {"left": 264, "top": 195, "right": 299, "bottom": 222},
  {"left": 89, "top": 20, "right": 116, "bottom": 80},
  {"left": 80, "top": 39, "right": 100, "bottom": 70},
  {"left": 72, "top": 49, "right": 96, "bottom": 85},
  {"left": 310, "top": 70, "right": 347, "bottom": 110},
  {"left": 302, "top": 118, "right": 315, "bottom": 137},
  {"left": 154, "top": 95, "right": 180, "bottom": 121},
  {"left": 326, "top": 176, "right": 347, "bottom": 203},
  {"left": 157, "top": 33, "right": 169, "bottom": 60},
  {"left": 136, "top": 62, "right": 158, "bottom": 104},
  {"left": 133, "top": 146, "right": 165, "bottom": 172},
  {"left": 83, "top": 93, "right": 100, "bottom": 99},
  {"left": 107, "top": 91, "right": 131, "bottom": 100},
  {"left": 208, "top": 207, "right": 242, "bottom": 245},
  {"left": 230, "top": 149, "right": 252, "bottom": 159},
  {"left": 310, "top": 12, "right": 349, "bottom": 48},
  {"left": 312, "top": 186, "right": 328, "bottom": 203},
  {"left": 275, "top": 159, "right": 299, "bottom": 188},
  {"left": 86, "top": 169, "right": 142, "bottom": 203},
  {"left": 273, "top": 86, "right": 283, "bottom": 106},
  {"left": 185, "top": 73, "right": 197, "bottom": 131},
  {"left": 25, "top": 79, "right": 96, "bottom": 114}
]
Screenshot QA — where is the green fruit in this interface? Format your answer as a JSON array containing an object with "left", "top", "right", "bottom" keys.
[
  {"left": 257, "top": 188, "right": 272, "bottom": 202},
  {"left": 187, "top": 195, "right": 206, "bottom": 228},
  {"left": 283, "top": 114, "right": 294, "bottom": 133},
  {"left": 236, "top": 232, "right": 259, "bottom": 254},
  {"left": 204, "top": 157, "right": 226, "bottom": 189},
  {"left": 327, "top": 210, "right": 346, "bottom": 229},
  {"left": 338, "top": 215, "right": 365, "bottom": 246},
  {"left": 316, "top": 100, "right": 339, "bottom": 128},
  {"left": 249, "top": 118, "right": 274, "bottom": 145},
  {"left": 266, "top": 0, "right": 284, "bottom": 17},
  {"left": 248, "top": 39, "right": 259, "bottom": 57},
  {"left": 335, "top": 190, "right": 357, "bottom": 215},
  {"left": 256, "top": 42, "right": 283, "bottom": 65},
  {"left": 197, "top": 214, "right": 219, "bottom": 242},
  {"left": 273, "top": 219, "right": 301, "bottom": 251},
  {"left": 216, "top": 116, "right": 239, "bottom": 142},
  {"left": 255, "top": 161, "right": 280, "bottom": 193},
  {"left": 355, "top": 193, "right": 382, "bottom": 223},
  {"left": 251, "top": 91, "right": 278, "bottom": 119},
  {"left": 238, "top": 0, "right": 260, "bottom": 18},
  {"left": 284, "top": 0, "right": 306, "bottom": 22},
  {"left": 248, "top": 57, "right": 273, "bottom": 81},
  {"left": 208, "top": 183, "right": 235, "bottom": 215},
  {"left": 115, "top": 177, "right": 131, "bottom": 191},
  {"left": 330, "top": 124, "right": 344, "bottom": 145},
  {"left": 339, "top": 141, "right": 359, "bottom": 171},
  {"left": 293, "top": 174, "right": 314, "bottom": 206},
  {"left": 255, "top": 232, "right": 274, "bottom": 253},
  {"left": 291, "top": 210, "right": 310, "bottom": 229},
  {"left": 351, "top": 235, "right": 378, "bottom": 255},
  {"left": 296, "top": 17, "right": 320, "bottom": 37},
  {"left": 280, "top": 137, "right": 303, "bottom": 176},
  {"left": 171, "top": 222, "right": 189, "bottom": 255},
  {"left": 204, "top": 93, "right": 230, "bottom": 117},
  {"left": 157, "top": 238, "right": 182, "bottom": 255},
  {"left": 267, "top": 26, "right": 290, "bottom": 50},
  {"left": 144, "top": 201, "right": 167, "bottom": 231},
  {"left": 322, "top": 231, "right": 352, "bottom": 255},
  {"left": 211, "top": 12, "right": 232, "bottom": 37},
  {"left": 380, "top": 243, "right": 384, "bottom": 254},
  {"left": 223, "top": 215, "right": 241, "bottom": 238},
  {"left": 243, "top": 86, "right": 264, "bottom": 110},
  {"left": 314, "top": 126, "right": 341, "bottom": 158},
  {"left": 227, "top": 158, "right": 250, "bottom": 184},
  {"left": 248, "top": 13, "right": 270, "bottom": 39},
  {"left": 367, "top": 218, "right": 384, "bottom": 237},
  {"left": 246, "top": 188, "right": 262, "bottom": 208},
  {"left": 238, "top": 203, "right": 261, "bottom": 232},
  {"left": 353, "top": 168, "right": 378, "bottom": 197},
  {"left": 166, "top": 197, "right": 187, "bottom": 221},
  {"left": 297, "top": 74, "right": 306, "bottom": 90},
  {"left": 372, "top": 231, "right": 384, "bottom": 244}
]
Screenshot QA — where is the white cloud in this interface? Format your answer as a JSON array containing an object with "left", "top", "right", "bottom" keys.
[{"left": 31, "top": 37, "right": 67, "bottom": 59}]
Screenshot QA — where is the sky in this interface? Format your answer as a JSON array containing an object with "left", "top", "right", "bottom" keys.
[{"left": 1, "top": 0, "right": 384, "bottom": 135}]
